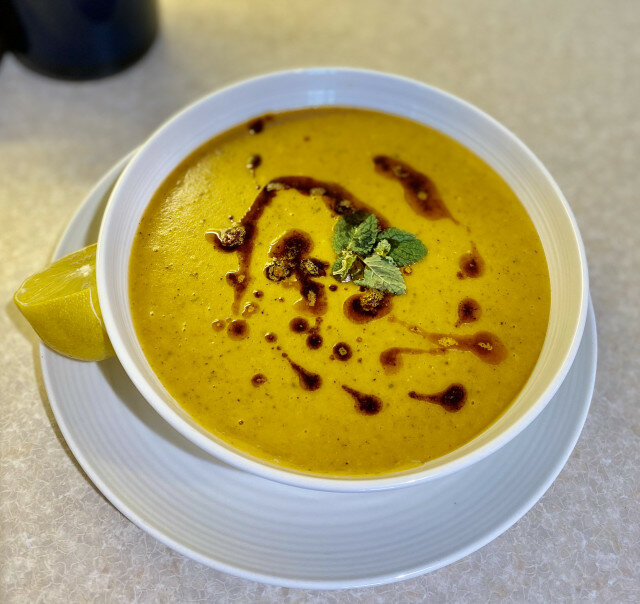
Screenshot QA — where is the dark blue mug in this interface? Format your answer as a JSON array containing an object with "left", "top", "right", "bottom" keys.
[{"left": 3, "top": 0, "right": 158, "bottom": 79}]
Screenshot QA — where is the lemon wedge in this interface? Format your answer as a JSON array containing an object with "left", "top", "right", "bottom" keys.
[{"left": 14, "top": 243, "right": 114, "bottom": 361}]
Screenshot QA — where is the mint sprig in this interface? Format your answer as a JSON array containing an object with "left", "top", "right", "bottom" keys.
[{"left": 331, "top": 213, "right": 427, "bottom": 295}]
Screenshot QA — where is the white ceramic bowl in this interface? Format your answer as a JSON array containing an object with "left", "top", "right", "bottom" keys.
[{"left": 97, "top": 68, "right": 588, "bottom": 492}]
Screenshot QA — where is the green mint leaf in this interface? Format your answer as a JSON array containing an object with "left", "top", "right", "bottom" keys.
[
  {"left": 332, "top": 218, "right": 354, "bottom": 254},
  {"left": 375, "top": 239, "right": 391, "bottom": 257},
  {"left": 377, "top": 227, "right": 428, "bottom": 267},
  {"left": 331, "top": 252, "right": 357, "bottom": 281},
  {"left": 332, "top": 212, "right": 378, "bottom": 255},
  {"left": 332, "top": 211, "right": 368, "bottom": 253},
  {"left": 355, "top": 254, "right": 406, "bottom": 295},
  {"left": 348, "top": 213, "right": 379, "bottom": 255}
]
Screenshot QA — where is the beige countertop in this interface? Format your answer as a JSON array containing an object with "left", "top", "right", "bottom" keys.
[{"left": 1, "top": 0, "right": 639, "bottom": 601}]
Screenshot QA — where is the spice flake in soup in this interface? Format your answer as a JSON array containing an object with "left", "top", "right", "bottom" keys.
[{"left": 129, "top": 108, "right": 550, "bottom": 476}]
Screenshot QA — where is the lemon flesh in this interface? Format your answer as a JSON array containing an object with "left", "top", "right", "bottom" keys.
[{"left": 14, "top": 243, "right": 114, "bottom": 361}]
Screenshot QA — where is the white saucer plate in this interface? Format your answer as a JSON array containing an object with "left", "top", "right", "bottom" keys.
[{"left": 41, "top": 155, "right": 597, "bottom": 589}]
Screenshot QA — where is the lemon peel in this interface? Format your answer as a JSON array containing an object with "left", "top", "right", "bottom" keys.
[{"left": 14, "top": 244, "right": 114, "bottom": 361}]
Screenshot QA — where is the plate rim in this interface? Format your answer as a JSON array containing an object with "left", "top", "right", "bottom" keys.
[{"left": 41, "top": 153, "right": 597, "bottom": 590}]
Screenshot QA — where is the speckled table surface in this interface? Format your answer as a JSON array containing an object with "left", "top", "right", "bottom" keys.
[{"left": 1, "top": 1, "right": 639, "bottom": 601}]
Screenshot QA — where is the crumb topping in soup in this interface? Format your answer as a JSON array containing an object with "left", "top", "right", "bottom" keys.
[{"left": 129, "top": 108, "right": 550, "bottom": 476}]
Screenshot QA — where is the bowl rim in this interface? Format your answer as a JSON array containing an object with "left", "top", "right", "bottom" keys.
[{"left": 97, "top": 67, "right": 589, "bottom": 492}]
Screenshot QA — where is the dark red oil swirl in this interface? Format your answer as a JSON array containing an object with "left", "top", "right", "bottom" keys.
[
  {"left": 409, "top": 384, "right": 467, "bottom": 412},
  {"left": 290, "top": 317, "right": 309, "bottom": 333},
  {"left": 427, "top": 331, "right": 507, "bottom": 364},
  {"left": 247, "top": 114, "right": 273, "bottom": 134},
  {"left": 251, "top": 373, "right": 267, "bottom": 387},
  {"left": 267, "top": 231, "right": 329, "bottom": 315},
  {"left": 457, "top": 243, "right": 485, "bottom": 279},
  {"left": 388, "top": 317, "right": 507, "bottom": 365},
  {"left": 227, "top": 319, "right": 248, "bottom": 340},
  {"left": 282, "top": 353, "right": 322, "bottom": 391},
  {"left": 342, "top": 385, "right": 382, "bottom": 415},
  {"left": 343, "top": 293, "right": 392, "bottom": 324},
  {"left": 306, "top": 333, "right": 323, "bottom": 349},
  {"left": 246, "top": 154, "right": 261, "bottom": 172},
  {"left": 456, "top": 297, "right": 481, "bottom": 326},
  {"left": 373, "top": 155, "right": 457, "bottom": 223},
  {"left": 333, "top": 342, "right": 352, "bottom": 361}
]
